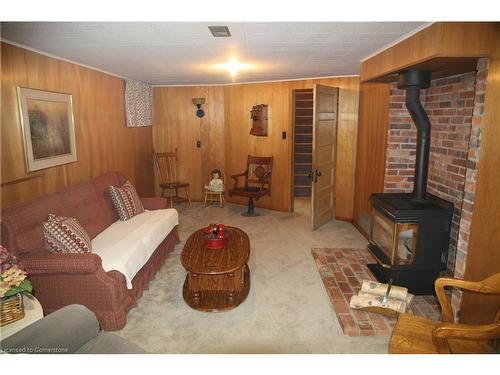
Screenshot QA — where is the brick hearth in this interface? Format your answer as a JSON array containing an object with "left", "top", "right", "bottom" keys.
[{"left": 312, "top": 247, "right": 441, "bottom": 337}]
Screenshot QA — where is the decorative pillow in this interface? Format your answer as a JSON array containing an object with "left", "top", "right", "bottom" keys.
[
  {"left": 108, "top": 180, "right": 145, "bottom": 221},
  {"left": 44, "top": 214, "right": 92, "bottom": 254}
]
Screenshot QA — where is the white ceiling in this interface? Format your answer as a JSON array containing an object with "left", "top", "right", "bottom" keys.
[{"left": 1, "top": 22, "right": 427, "bottom": 85}]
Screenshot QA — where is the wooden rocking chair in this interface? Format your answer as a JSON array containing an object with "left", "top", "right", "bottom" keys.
[
  {"left": 389, "top": 273, "right": 500, "bottom": 354},
  {"left": 228, "top": 156, "right": 273, "bottom": 216},
  {"left": 153, "top": 148, "right": 192, "bottom": 208}
]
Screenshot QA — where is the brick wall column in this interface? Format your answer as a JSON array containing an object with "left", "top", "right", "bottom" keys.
[{"left": 450, "top": 58, "right": 489, "bottom": 315}]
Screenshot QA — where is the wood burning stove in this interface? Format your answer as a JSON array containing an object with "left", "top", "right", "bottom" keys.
[
  {"left": 368, "top": 193, "right": 453, "bottom": 295},
  {"left": 367, "top": 70, "right": 454, "bottom": 295}
]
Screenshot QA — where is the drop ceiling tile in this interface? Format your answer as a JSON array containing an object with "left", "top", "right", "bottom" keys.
[{"left": 1, "top": 22, "right": 428, "bottom": 85}]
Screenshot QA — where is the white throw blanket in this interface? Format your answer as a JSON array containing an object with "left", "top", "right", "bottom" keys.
[{"left": 92, "top": 209, "right": 178, "bottom": 289}]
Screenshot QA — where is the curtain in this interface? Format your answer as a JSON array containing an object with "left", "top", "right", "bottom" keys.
[{"left": 125, "top": 79, "right": 153, "bottom": 127}]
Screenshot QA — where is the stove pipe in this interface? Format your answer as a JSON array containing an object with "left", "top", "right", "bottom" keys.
[{"left": 397, "top": 70, "right": 432, "bottom": 201}]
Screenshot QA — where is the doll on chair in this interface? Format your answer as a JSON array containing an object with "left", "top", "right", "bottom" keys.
[{"left": 204, "top": 169, "right": 224, "bottom": 192}]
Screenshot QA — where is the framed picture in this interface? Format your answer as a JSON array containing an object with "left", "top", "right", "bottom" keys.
[{"left": 17, "top": 87, "right": 77, "bottom": 172}]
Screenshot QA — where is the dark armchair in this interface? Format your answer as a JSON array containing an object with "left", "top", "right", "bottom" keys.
[{"left": 228, "top": 156, "right": 273, "bottom": 216}]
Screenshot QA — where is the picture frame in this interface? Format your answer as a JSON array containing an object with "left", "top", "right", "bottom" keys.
[{"left": 17, "top": 87, "right": 77, "bottom": 172}]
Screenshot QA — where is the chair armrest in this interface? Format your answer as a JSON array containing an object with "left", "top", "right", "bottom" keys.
[
  {"left": 230, "top": 170, "right": 248, "bottom": 190},
  {"left": 0, "top": 304, "right": 100, "bottom": 354},
  {"left": 230, "top": 171, "right": 248, "bottom": 179},
  {"left": 432, "top": 321, "right": 500, "bottom": 353},
  {"left": 140, "top": 197, "right": 168, "bottom": 210},
  {"left": 435, "top": 274, "right": 500, "bottom": 322},
  {"left": 19, "top": 253, "right": 102, "bottom": 275}
]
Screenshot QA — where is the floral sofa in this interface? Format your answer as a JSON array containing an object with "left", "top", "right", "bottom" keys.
[{"left": 0, "top": 172, "right": 179, "bottom": 330}]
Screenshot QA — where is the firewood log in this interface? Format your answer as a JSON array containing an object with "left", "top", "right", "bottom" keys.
[
  {"left": 360, "top": 280, "right": 408, "bottom": 301},
  {"left": 349, "top": 294, "right": 407, "bottom": 314}
]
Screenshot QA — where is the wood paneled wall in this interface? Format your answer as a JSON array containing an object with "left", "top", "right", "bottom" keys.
[
  {"left": 153, "top": 76, "right": 359, "bottom": 217},
  {"left": 352, "top": 82, "right": 390, "bottom": 235},
  {"left": 152, "top": 86, "right": 225, "bottom": 201},
  {"left": 224, "top": 77, "right": 359, "bottom": 215},
  {"left": 0, "top": 42, "right": 154, "bottom": 209},
  {"left": 460, "top": 34, "right": 500, "bottom": 325}
]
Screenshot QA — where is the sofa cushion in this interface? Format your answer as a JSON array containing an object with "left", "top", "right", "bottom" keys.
[
  {"left": 44, "top": 214, "right": 92, "bottom": 254},
  {"left": 1, "top": 193, "right": 67, "bottom": 256},
  {"left": 91, "top": 209, "right": 178, "bottom": 289},
  {"left": 108, "top": 181, "right": 145, "bottom": 221},
  {"left": 91, "top": 172, "right": 125, "bottom": 224},
  {"left": 58, "top": 182, "right": 110, "bottom": 239}
]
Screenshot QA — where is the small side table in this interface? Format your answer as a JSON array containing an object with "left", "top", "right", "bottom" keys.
[{"left": 0, "top": 295, "right": 43, "bottom": 341}]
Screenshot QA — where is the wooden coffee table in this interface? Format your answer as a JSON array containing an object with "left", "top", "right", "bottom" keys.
[{"left": 181, "top": 226, "right": 250, "bottom": 312}]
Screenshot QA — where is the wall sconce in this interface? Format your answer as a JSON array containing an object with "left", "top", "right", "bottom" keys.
[{"left": 192, "top": 98, "right": 206, "bottom": 118}]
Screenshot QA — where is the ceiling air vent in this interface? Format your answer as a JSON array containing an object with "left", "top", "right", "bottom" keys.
[{"left": 208, "top": 26, "right": 231, "bottom": 37}]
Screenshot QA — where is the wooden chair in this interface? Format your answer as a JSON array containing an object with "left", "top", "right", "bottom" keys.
[
  {"left": 153, "top": 148, "right": 192, "bottom": 208},
  {"left": 204, "top": 170, "right": 226, "bottom": 208},
  {"left": 228, "top": 156, "right": 273, "bottom": 216},
  {"left": 389, "top": 273, "right": 500, "bottom": 354}
]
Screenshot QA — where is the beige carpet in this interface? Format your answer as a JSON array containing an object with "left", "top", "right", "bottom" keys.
[{"left": 115, "top": 200, "right": 390, "bottom": 353}]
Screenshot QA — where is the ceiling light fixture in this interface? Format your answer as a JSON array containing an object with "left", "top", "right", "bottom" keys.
[{"left": 214, "top": 58, "right": 251, "bottom": 78}]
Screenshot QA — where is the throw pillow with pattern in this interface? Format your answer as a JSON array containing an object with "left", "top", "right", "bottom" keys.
[
  {"left": 44, "top": 214, "right": 92, "bottom": 254},
  {"left": 108, "top": 180, "right": 145, "bottom": 221}
]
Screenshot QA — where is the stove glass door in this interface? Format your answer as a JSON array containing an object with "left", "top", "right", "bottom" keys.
[
  {"left": 370, "top": 209, "right": 395, "bottom": 261},
  {"left": 394, "top": 223, "right": 418, "bottom": 265},
  {"left": 370, "top": 208, "right": 418, "bottom": 265}
]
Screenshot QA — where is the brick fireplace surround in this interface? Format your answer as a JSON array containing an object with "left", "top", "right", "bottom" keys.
[{"left": 383, "top": 58, "right": 489, "bottom": 313}]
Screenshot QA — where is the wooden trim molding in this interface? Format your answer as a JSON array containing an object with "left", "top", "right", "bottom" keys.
[{"left": 152, "top": 75, "right": 360, "bottom": 88}]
